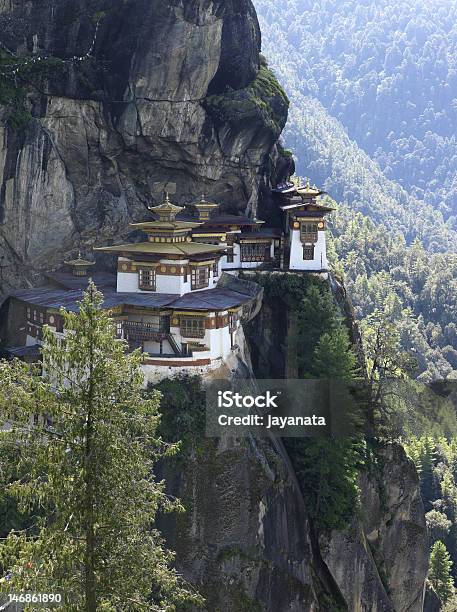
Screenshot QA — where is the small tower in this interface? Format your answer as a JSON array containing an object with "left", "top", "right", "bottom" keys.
[
  {"left": 148, "top": 192, "right": 184, "bottom": 223},
  {"left": 279, "top": 179, "right": 334, "bottom": 271},
  {"left": 64, "top": 252, "right": 95, "bottom": 277},
  {"left": 193, "top": 195, "right": 220, "bottom": 221}
]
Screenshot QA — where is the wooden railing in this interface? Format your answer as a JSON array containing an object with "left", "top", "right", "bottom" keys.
[{"left": 122, "top": 320, "right": 169, "bottom": 341}]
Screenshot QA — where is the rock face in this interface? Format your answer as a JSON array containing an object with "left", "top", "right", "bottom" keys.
[
  {"left": 320, "top": 444, "right": 428, "bottom": 612},
  {"left": 171, "top": 438, "right": 428, "bottom": 612},
  {"left": 162, "top": 435, "right": 325, "bottom": 611},
  {"left": 244, "top": 273, "right": 429, "bottom": 611},
  {"left": 0, "top": 0, "right": 288, "bottom": 299}
]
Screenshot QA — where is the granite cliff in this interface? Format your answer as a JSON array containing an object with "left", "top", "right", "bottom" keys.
[{"left": 0, "top": 0, "right": 289, "bottom": 299}]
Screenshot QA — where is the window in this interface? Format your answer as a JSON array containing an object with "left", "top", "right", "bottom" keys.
[
  {"left": 229, "top": 311, "right": 239, "bottom": 332},
  {"left": 300, "top": 222, "right": 318, "bottom": 243},
  {"left": 184, "top": 267, "right": 188, "bottom": 283},
  {"left": 191, "top": 267, "right": 209, "bottom": 290},
  {"left": 139, "top": 268, "right": 156, "bottom": 291},
  {"left": 213, "top": 260, "right": 219, "bottom": 278},
  {"left": 27, "top": 307, "right": 31, "bottom": 319},
  {"left": 116, "top": 321, "right": 124, "bottom": 339},
  {"left": 180, "top": 317, "right": 206, "bottom": 339},
  {"left": 39, "top": 311, "right": 44, "bottom": 324},
  {"left": 240, "top": 243, "right": 271, "bottom": 262},
  {"left": 303, "top": 245, "right": 315, "bottom": 260},
  {"left": 227, "top": 250, "right": 234, "bottom": 263}
]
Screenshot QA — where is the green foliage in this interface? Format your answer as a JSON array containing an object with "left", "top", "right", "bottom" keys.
[
  {"left": 404, "top": 435, "right": 457, "bottom": 584},
  {"left": 426, "top": 510, "right": 452, "bottom": 543},
  {"left": 331, "top": 207, "right": 457, "bottom": 381},
  {"left": 0, "top": 283, "right": 201, "bottom": 611},
  {"left": 254, "top": 0, "right": 457, "bottom": 381},
  {"left": 429, "top": 541, "right": 455, "bottom": 605},
  {"left": 0, "top": 51, "right": 65, "bottom": 130},
  {"left": 256, "top": 0, "right": 457, "bottom": 219},
  {"left": 257, "top": 273, "right": 366, "bottom": 531},
  {"left": 204, "top": 65, "right": 288, "bottom": 136},
  {"left": 150, "top": 375, "right": 206, "bottom": 451},
  {"left": 286, "top": 437, "right": 362, "bottom": 531},
  {"left": 309, "top": 326, "right": 360, "bottom": 380}
]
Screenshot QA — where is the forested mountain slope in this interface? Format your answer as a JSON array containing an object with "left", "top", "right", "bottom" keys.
[
  {"left": 254, "top": 0, "right": 457, "bottom": 381},
  {"left": 255, "top": 0, "right": 457, "bottom": 221}
]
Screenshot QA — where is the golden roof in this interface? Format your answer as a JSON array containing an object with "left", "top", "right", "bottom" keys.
[
  {"left": 296, "top": 178, "right": 325, "bottom": 197},
  {"left": 195, "top": 195, "right": 219, "bottom": 209},
  {"left": 130, "top": 220, "right": 201, "bottom": 231},
  {"left": 64, "top": 252, "right": 95, "bottom": 267},
  {"left": 94, "top": 241, "right": 227, "bottom": 257},
  {"left": 147, "top": 192, "right": 184, "bottom": 222}
]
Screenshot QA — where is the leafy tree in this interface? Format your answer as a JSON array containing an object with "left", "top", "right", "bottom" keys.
[
  {"left": 0, "top": 283, "right": 201, "bottom": 611},
  {"left": 360, "top": 307, "right": 417, "bottom": 433},
  {"left": 429, "top": 540, "right": 455, "bottom": 605},
  {"left": 426, "top": 510, "right": 452, "bottom": 544}
]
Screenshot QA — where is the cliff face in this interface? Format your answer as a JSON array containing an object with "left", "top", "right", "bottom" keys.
[
  {"left": 244, "top": 272, "right": 429, "bottom": 611},
  {"left": 0, "top": 0, "right": 288, "bottom": 298},
  {"left": 321, "top": 444, "right": 428, "bottom": 612}
]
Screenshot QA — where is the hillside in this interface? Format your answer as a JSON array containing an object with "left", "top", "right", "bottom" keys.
[
  {"left": 254, "top": 0, "right": 457, "bottom": 382},
  {"left": 255, "top": 0, "right": 457, "bottom": 221}
]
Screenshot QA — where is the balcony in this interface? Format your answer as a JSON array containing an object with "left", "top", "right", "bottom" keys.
[
  {"left": 300, "top": 233, "right": 318, "bottom": 243},
  {"left": 121, "top": 320, "right": 169, "bottom": 341}
]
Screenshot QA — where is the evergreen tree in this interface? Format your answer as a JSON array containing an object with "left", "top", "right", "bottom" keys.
[
  {"left": 296, "top": 283, "right": 342, "bottom": 375},
  {"left": 0, "top": 283, "right": 201, "bottom": 611},
  {"left": 286, "top": 321, "right": 364, "bottom": 531},
  {"left": 309, "top": 326, "right": 360, "bottom": 380},
  {"left": 429, "top": 541, "right": 455, "bottom": 605}
]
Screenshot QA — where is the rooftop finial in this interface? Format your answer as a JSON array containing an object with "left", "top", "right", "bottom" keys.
[{"left": 164, "top": 190, "right": 170, "bottom": 203}]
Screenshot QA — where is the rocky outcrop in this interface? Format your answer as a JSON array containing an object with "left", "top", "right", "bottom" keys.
[
  {"left": 321, "top": 444, "right": 428, "bottom": 612},
  {"left": 0, "top": 0, "right": 288, "bottom": 300},
  {"left": 162, "top": 435, "right": 325, "bottom": 612}
]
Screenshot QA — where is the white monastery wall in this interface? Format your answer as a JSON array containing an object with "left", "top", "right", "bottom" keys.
[{"left": 289, "top": 230, "right": 328, "bottom": 271}]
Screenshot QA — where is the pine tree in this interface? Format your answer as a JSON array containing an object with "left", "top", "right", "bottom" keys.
[
  {"left": 286, "top": 322, "right": 364, "bottom": 531},
  {"left": 0, "top": 282, "right": 201, "bottom": 611},
  {"left": 309, "top": 326, "right": 360, "bottom": 380},
  {"left": 429, "top": 541, "right": 455, "bottom": 605}
]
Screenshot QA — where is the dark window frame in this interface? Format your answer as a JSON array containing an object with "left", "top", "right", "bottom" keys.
[
  {"left": 139, "top": 268, "right": 156, "bottom": 291},
  {"left": 180, "top": 317, "right": 206, "bottom": 339},
  {"left": 191, "top": 266, "right": 210, "bottom": 290},
  {"left": 240, "top": 243, "right": 271, "bottom": 263},
  {"left": 303, "top": 245, "right": 315, "bottom": 260},
  {"left": 300, "top": 222, "right": 319, "bottom": 243}
]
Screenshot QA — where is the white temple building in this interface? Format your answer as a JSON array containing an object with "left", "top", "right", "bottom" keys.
[{"left": 3, "top": 180, "right": 333, "bottom": 381}]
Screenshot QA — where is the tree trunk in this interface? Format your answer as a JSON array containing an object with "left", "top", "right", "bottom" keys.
[{"left": 85, "top": 304, "right": 97, "bottom": 611}]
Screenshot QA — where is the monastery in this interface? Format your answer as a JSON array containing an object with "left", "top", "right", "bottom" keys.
[{"left": 2, "top": 179, "right": 333, "bottom": 381}]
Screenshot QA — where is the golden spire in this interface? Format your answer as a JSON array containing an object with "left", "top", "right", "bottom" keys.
[
  {"left": 148, "top": 191, "right": 184, "bottom": 222},
  {"left": 64, "top": 251, "right": 95, "bottom": 277}
]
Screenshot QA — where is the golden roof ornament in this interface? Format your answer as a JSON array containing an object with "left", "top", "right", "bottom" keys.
[
  {"left": 148, "top": 191, "right": 184, "bottom": 222},
  {"left": 194, "top": 194, "right": 219, "bottom": 220},
  {"left": 64, "top": 251, "right": 95, "bottom": 276}
]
